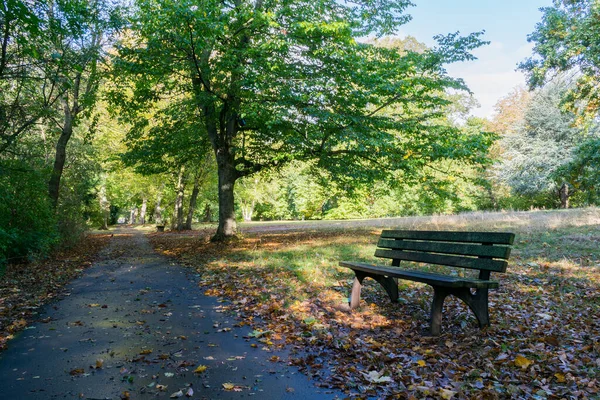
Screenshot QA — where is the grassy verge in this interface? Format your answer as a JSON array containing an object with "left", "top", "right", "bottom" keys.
[
  {"left": 151, "top": 208, "right": 600, "bottom": 399},
  {"left": 0, "top": 233, "right": 112, "bottom": 351}
]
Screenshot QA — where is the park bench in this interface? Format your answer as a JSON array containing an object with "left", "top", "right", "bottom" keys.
[{"left": 339, "top": 230, "right": 515, "bottom": 336}]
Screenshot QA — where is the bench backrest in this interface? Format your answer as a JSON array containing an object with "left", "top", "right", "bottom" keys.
[{"left": 375, "top": 230, "right": 515, "bottom": 273}]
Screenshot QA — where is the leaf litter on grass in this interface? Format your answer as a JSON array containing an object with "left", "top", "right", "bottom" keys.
[{"left": 151, "top": 209, "right": 600, "bottom": 399}]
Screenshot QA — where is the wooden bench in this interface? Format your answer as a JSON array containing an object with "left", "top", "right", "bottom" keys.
[{"left": 339, "top": 230, "right": 515, "bottom": 336}]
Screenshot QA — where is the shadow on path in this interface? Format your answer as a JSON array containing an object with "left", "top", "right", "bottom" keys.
[{"left": 0, "top": 227, "right": 340, "bottom": 399}]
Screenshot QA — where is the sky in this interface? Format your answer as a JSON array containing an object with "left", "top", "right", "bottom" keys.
[{"left": 397, "top": 0, "right": 553, "bottom": 119}]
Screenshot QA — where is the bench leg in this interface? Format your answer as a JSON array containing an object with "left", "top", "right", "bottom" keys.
[
  {"left": 373, "top": 275, "right": 399, "bottom": 304},
  {"left": 430, "top": 287, "right": 449, "bottom": 336},
  {"left": 349, "top": 275, "right": 364, "bottom": 309},
  {"left": 349, "top": 272, "right": 399, "bottom": 309},
  {"left": 454, "top": 288, "right": 490, "bottom": 328}
]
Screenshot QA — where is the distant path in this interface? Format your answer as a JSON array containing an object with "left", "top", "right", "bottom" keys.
[{"left": 0, "top": 227, "right": 339, "bottom": 399}]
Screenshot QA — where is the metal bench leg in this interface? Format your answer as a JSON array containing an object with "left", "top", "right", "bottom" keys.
[
  {"left": 373, "top": 275, "right": 399, "bottom": 304},
  {"left": 453, "top": 288, "right": 490, "bottom": 328},
  {"left": 430, "top": 287, "right": 449, "bottom": 336}
]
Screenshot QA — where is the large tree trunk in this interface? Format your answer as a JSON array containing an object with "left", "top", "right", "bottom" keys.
[
  {"left": 185, "top": 173, "right": 201, "bottom": 230},
  {"left": 48, "top": 100, "right": 74, "bottom": 209},
  {"left": 172, "top": 166, "right": 186, "bottom": 231},
  {"left": 140, "top": 198, "right": 147, "bottom": 224},
  {"left": 214, "top": 157, "right": 237, "bottom": 240}
]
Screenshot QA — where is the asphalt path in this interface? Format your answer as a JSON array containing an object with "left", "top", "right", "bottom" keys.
[{"left": 0, "top": 227, "right": 341, "bottom": 399}]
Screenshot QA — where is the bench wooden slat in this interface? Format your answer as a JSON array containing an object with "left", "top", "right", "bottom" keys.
[
  {"left": 339, "top": 261, "right": 499, "bottom": 289},
  {"left": 377, "top": 238, "right": 512, "bottom": 259},
  {"left": 374, "top": 248, "right": 508, "bottom": 272},
  {"left": 381, "top": 230, "right": 515, "bottom": 245}
]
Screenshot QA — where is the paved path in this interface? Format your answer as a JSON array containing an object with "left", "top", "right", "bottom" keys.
[{"left": 0, "top": 227, "right": 339, "bottom": 399}]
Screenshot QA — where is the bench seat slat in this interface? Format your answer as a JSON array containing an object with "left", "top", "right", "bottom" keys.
[
  {"left": 377, "top": 238, "right": 512, "bottom": 259},
  {"left": 339, "top": 261, "right": 499, "bottom": 289},
  {"left": 374, "top": 249, "right": 508, "bottom": 272},
  {"left": 381, "top": 230, "right": 515, "bottom": 245}
]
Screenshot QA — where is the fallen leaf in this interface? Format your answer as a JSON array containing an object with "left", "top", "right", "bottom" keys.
[
  {"left": 140, "top": 349, "right": 153, "bottom": 355},
  {"left": 69, "top": 368, "right": 85, "bottom": 376},
  {"left": 95, "top": 359, "right": 104, "bottom": 369},
  {"left": 222, "top": 383, "right": 235, "bottom": 390},
  {"left": 416, "top": 360, "right": 427, "bottom": 367},
  {"left": 156, "top": 384, "right": 168, "bottom": 391},
  {"left": 361, "top": 370, "right": 393, "bottom": 383},
  {"left": 194, "top": 365, "right": 208, "bottom": 373},
  {"left": 170, "top": 390, "right": 184, "bottom": 398},
  {"left": 439, "top": 388, "right": 457, "bottom": 399},
  {"left": 514, "top": 355, "right": 533, "bottom": 369},
  {"left": 555, "top": 372, "right": 566, "bottom": 383}
]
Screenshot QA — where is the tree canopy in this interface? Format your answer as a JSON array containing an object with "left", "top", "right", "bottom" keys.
[
  {"left": 111, "top": 0, "right": 492, "bottom": 240},
  {"left": 520, "top": 0, "right": 600, "bottom": 120}
]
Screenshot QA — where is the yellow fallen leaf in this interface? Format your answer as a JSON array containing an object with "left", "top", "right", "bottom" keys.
[
  {"left": 140, "top": 349, "right": 153, "bottom": 355},
  {"left": 96, "top": 359, "right": 104, "bottom": 369},
  {"left": 555, "top": 372, "right": 566, "bottom": 383},
  {"left": 222, "top": 383, "right": 235, "bottom": 390},
  {"left": 439, "top": 388, "right": 457, "bottom": 399},
  {"left": 417, "top": 360, "right": 427, "bottom": 367},
  {"left": 89, "top": 303, "right": 100, "bottom": 307},
  {"left": 514, "top": 355, "right": 533, "bottom": 369},
  {"left": 194, "top": 365, "right": 208, "bottom": 373}
]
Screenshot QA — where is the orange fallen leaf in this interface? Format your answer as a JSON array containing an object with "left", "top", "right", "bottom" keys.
[{"left": 70, "top": 368, "right": 85, "bottom": 376}]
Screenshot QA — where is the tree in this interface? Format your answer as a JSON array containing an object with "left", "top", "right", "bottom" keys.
[
  {"left": 520, "top": 0, "right": 600, "bottom": 120},
  {"left": 45, "top": 0, "right": 121, "bottom": 209},
  {"left": 112, "top": 0, "right": 491, "bottom": 240},
  {"left": 492, "top": 80, "right": 592, "bottom": 208},
  {"left": 0, "top": 0, "right": 62, "bottom": 154}
]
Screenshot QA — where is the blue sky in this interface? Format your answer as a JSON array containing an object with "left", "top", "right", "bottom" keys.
[{"left": 398, "top": 0, "right": 553, "bottom": 118}]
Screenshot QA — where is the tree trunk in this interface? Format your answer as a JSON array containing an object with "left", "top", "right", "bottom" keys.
[
  {"left": 99, "top": 184, "right": 109, "bottom": 230},
  {"left": 241, "top": 200, "right": 255, "bottom": 222},
  {"left": 185, "top": 173, "right": 201, "bottom": 230},
  {"left": 559, "top": 182, "right": 570, "bottom": 209},
  {"left": 173, "top": 166, "right": 186, "bottom": 231},
  {"left": 48, "top": 100, "right": 74, "bottom": 209},
  {"left": 203, "top": 203, "right": 212, "bottom": 222},
  {"left": 213, "top": 160, "right": 237, "bottom": 240},
  {"left": 155, "top": 184, "right": 164, "bottom": 225},
  {"left": 140, "top": 198, "right": 147, "bottom": 225}
]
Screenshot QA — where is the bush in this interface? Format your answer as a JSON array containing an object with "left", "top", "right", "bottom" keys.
[{"left": 0, "top": 163, "right": 59, "bottom": 266}]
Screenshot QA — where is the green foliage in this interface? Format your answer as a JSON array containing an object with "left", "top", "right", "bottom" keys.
[
  {"left": 0, "top": 161, "right": 58, "bottom": 267},
  {"left": 492, "top": 80, "right": 593, "bottom": 207},
  {"left": 111, "top": 0, "right": 492, "bottom": 237},
  {"left": 553, "top": 138, "right": 600, "bottom": 205},
  {"left": 520, "top": 0, "right": 600, "bottom": 120}
]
